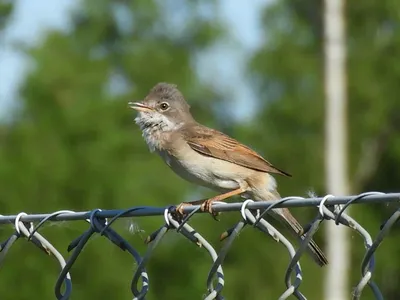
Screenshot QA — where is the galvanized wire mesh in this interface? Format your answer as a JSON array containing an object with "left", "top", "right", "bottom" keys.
[{"left": 0, "top": 192, "right": 399, "bottom": 300}]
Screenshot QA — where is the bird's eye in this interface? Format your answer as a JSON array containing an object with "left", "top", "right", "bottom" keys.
[{"left": 160, "top": 102, "right": 169, "bottom": 110}]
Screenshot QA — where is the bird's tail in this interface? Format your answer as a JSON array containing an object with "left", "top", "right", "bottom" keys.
[{"left": 275, "top": 207, "right": 329, "bottom": 267}]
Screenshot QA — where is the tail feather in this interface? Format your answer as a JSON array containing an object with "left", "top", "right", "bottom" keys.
[
  {"left": 262, "top": 190, "right": 328, "bottom": 266},
  {"left": 277, "top": 208, "right": 329, "bottom": 267},
  {"left": 255, "top": 189, "right": 328, "bottom": 266}
]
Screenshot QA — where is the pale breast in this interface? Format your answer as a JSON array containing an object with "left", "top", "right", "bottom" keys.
[{"left": 157, "top": 143, "right": 255, "bottom": 192}]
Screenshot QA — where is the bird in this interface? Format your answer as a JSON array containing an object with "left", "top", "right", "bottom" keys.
[{"left": 129, "top": 82, "right": 328, "bottom": 267}]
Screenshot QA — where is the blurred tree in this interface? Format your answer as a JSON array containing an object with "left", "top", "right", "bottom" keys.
[
  {"left": 244, "top": 0, "right": 400, "bottom": 299},
  {"left": 0, "top": 0, "right": 233, "bottom": 299}
]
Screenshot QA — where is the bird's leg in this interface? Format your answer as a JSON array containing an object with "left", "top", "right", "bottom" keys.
[{"left": 201, "top": 187, "right": 247, "bottom": 215}]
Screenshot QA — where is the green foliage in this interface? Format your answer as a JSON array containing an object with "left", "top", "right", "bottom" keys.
[
  {"left": 1, "top": 0, "right": 400, "bottom": 299},
  {"left": 0, "top": 0, "right": 230, "bottom": 299},
  {"left": 0, "top": 0, "right": 13, "bottom": 31}
]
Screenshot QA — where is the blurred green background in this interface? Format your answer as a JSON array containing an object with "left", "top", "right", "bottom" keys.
[{"left": 1, "top": 0, "right": 400, "bottom": 299}]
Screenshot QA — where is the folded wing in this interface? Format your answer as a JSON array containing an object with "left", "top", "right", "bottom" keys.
[{"left": 184, "top": 125, "right": 291, "bottom": 177}]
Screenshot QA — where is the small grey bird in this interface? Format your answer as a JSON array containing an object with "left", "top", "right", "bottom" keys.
[{"left": 129, "top": 82, "right": 328, "bottom": 267}]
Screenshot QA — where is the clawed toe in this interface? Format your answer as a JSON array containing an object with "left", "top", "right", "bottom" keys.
[
  {"left": 200, "top": 200, "right": 213, "bottom": 213},
  {"left": 200, "top": 200, "right": 208, "bottom": 212},
  {"left": 176, "top": 203, "right": 192, "bottom": 216},
  {"left": 200, "top": 200, "right": 220, "bottom": 221}
]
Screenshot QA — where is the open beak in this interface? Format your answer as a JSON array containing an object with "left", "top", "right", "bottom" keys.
[{"left": 128, "top": 102, "right": 154, "bottom": 112}]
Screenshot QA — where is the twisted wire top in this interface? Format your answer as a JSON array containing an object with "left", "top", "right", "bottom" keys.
[{"left": 0, "top": 191, "right": 399, "bottom": 300}]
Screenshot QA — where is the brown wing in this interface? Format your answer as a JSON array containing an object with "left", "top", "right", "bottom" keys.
[{"left": 184, "top": 125, "right": 291, "bottom": 177}]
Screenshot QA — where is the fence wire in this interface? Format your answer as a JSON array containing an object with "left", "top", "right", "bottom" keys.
[{"left": 0, "top": 192, "right": 399, "bottom": 299}]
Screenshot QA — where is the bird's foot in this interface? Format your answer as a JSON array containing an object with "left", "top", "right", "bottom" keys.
[
  {"left": 200, "top": 199, "right": 220, "bottom": 221},
  {"left": 176, "top": 202, "right": 192, "bottom": 216}
]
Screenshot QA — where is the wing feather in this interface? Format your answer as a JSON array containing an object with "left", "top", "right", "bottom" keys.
[{"left": 184, "top": 125, "right": 291, "bottom": 177}]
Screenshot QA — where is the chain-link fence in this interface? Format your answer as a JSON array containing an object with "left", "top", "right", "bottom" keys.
[{"left": 0, "top": 192, "right": 399, "bottom": 299}]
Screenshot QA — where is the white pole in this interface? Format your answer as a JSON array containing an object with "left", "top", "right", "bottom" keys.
[{"left": 324, "top": 0, "right": 350, "bottom": 299}]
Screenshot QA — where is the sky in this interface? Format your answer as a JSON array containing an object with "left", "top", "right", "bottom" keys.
[{"left": 0, "top": 0, "right": 270, "bottom": 121}]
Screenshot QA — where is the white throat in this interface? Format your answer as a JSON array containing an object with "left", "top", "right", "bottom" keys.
[{"left": 134, "top": 112, "right": 183, "bottom": 152}]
